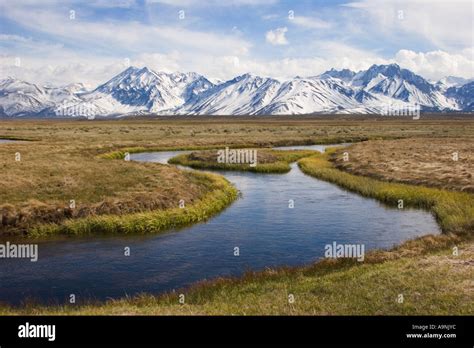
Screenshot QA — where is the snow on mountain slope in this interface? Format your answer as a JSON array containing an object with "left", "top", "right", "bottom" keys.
[
  {"left": 446, "top": 81, "right": 474, "bottom": 111},
  {"left": 436, "top": 76, "right": 474, "bottom": 91},
  {"left": 317, "top": 68, "right": 356, "bottom": 83},
  {"left": 79, "top": 67, "right": 214, "bottom": 115},
  {"left": 0, "top": 78, "right": 54, "bottom": 116},
  {"left": 258, "top": 77, "right": 359, "bottom": 115},
  {"left": 349, "top": 64, "right": 457, "bottom": 110},
  {"left": 1, "top": 64, "right": 472, "bottom": 117},
  {"left": 0, "top": 78, "right": 91, "bottom": 116},
  {"left": 177, "top": 73, "right": 281, "bottom": 115},
  {"left": 44, "top": 84, "right": 86, "bottom": 105}
]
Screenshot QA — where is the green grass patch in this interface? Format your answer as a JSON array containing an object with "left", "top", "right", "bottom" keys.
[
  {"left": 298, "top": 148, "right": 474, "bottom": 236},
  {"left": 2, "top": 144, "right": 473, "bottom": 315},
  {"left": 27, "top": 172, "right": 237, "bottom": 237},
  {"left": 2, "top": 237, "right": 471, "bottom": 315},
  {"left": 169, "top": 149, "right": 318, "bottom": 174},
  {"left": 98, "top": 144, "right": 272, "bottom": 160}
]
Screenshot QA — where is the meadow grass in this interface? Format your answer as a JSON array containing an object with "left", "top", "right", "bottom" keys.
[
  {"left": 168, "top": 149, "right": 318, "bottom": 173},
  {"left": 1, "top": 235, "right": 471, "bottom": 315},
  {"left": 0, "top": 118, "right": 473, "bottom": 314},
  {"left": 331, "top": 138, "right": 474, "bottom": 193},
  {"left": 298, "top": 148, "right": 474, "bottom": 236},
  {"left": 98, "top": 144, "right": 262, "bottom": 160},
  {"left": 26, "top": 171, "right": 237, "bottom": 237},
  {"left": 1, "top": 141, "right": 472, "bottom": 315}
]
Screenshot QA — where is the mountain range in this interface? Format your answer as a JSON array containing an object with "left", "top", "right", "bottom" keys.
[{"left": 1, "top": 64, "right": 473, "bottom": 117}]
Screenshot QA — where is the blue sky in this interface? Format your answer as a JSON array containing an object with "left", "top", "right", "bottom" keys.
[{"left": 1, "top": 0, "right": 473, "bottom": 85}]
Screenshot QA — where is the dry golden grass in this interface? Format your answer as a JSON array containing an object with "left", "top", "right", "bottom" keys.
[
  {"left": 299, "top": 148, "right": 473, "bottom": 236},
  {"left": 0, "top": 155, "right": 216, "bottom": 235},
  {"left": 1, "top": 117, "right": 473, "bottom": 235},
  {"left": 2, "top": 235, "right": 471, "bottom": 315},
  {"left": 332, "top": 137, "right": 474, "bottom": 192},
  {"left": 0, "top": 116, "right": 473, "bottom": 314}
]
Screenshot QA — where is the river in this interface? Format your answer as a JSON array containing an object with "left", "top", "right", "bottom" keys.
[{"left": 0, "top": 144, "right": 440, "bottom": 305}]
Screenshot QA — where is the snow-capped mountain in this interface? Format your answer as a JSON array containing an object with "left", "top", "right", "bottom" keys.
[
  {"left": 1, "top": 64, "right": 472, "bottom": 117},
  {"left": 70, "top": 67, "right": 215, "bottom": 116},
  {"left": 178, "top": 73, "right": 281, "bottom": 115},
  {"left": 0, "top": 78, "right": 83, "bottom": 116},
  {"left": 258, "top": 77, "right": 360, "bottom": 115},
  {"left": 352, "top": 64, "right": 455, "bottom": 109},
  {"left": 317, "top": 68, "right": 356, "bottom": 83},
  {"left": 0, "top": 78, "right": 50, "bottom": 116},
  {"left": 436, "top": 76, "right": 474, "bottom": 91},
  {"left": 446, "top": 81, "right": 474, "bottom": 111}
]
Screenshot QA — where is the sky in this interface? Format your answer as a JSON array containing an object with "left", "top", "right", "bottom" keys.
[{"left": 0, "top": 0, "right": 473, "bottom": 86}]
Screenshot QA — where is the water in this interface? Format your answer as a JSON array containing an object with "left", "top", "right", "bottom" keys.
[
  {"left": 0, "top": 145, "right": 441, "bottom": 305},
  {"left": 0, "top": 139, "right": 17, "bottom": 144}
]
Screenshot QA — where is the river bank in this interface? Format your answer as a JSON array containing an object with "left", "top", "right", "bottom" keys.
[{"left": 0, "top": 118, "right": 472, "bottom": 314}]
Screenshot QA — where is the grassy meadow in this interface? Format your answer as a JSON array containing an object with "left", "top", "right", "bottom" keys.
[
  {"left": 0, "top": 115, "right": 473, "bottom": 314},
  {"left": 300, "top": 148, "right": 474, "bottom": 236},
  {"left": 2, "top": 115, "right": 470, "bottom": 237},
  {"left": 332, "top": 137, "right": 473, "bottom": 193},
  {"left": 169, "top": 149, "right": 318, "bottom": 173}
]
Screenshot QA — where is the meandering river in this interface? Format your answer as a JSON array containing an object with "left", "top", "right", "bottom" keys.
[{"left": 0, "top": 144, "right": 440, "bottom": 305}]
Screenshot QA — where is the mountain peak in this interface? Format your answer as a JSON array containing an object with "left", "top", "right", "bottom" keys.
[
  {"left": 437, "top": 76, "right": 473, "bottom": 88},
  {"left": 366, "top": 63, "right": 401, "bottom": 75},
  {"left": 235, "top": 73, "right": 256, "bottom": 80},
  {"left": 356, "top": 63, "right": 408, "bottom": 83},
  {"left": 117, "top": 66, "right": 156, "bottom": 77},
  {"left": 352, "top": 63, "right": 437, "bottom": 98},
  {"left": 1, "top": 65, "right": 469, "bottom": 117},
  {"left": 136, "top": 66, "right": 151, "bottom": 74},
  {"left": 318, "top": 68, "right": 356, "bottom": 82},
  {"left": 122, "top": 66, "right": 142, "bottom": 74},
  {"left": 226, "top": 73, "right": 263, "bottom": 85}
]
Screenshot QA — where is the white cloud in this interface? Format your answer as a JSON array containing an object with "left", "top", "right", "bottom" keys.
[
  {"left": 2, "top": 4, "right": 252, "bottom": 57},
  {"left": 3, "top": 47, "right": 473, "bottom": 87},
  {"left": 146, "top": 0, "right": 277, "bottom": 6},
  {"left": 394, "top": 49, "right": 474, "bottom": 80},
  {"left": 342, "top": 0, "right": 473, "bottom": 50},
  {"left": 2, "top": 0, "right": 473, "bottom": 86},
  {"left": 265, "top": 27, "right": 289, "bottom": 46},
  {"left": 0, "top": 34, "right": 32, "bottom": 43},
  {"left": 170, "top": 44, "right": 389, "bottom": 81},
  {"left": 133, "top": 52, "right": 182, "bottom": 73},
  {"left": 290, "top": 16, "right": 331, "bottom": 30},
  {"left": 262, "top": 14, "right": 279, "bottom": 20},
  {"left": 88, "top": 0, "right": 137, "bottom": 8}
]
